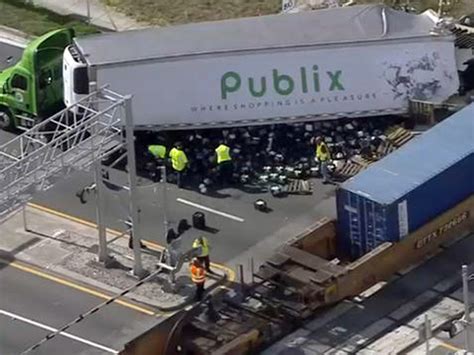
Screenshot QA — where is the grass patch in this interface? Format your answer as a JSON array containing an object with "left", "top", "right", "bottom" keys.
[
  {"left": 0, "top": 0, "right": 100, "bottom": 36},
  {"left": 104, "top": 0, "right": 471, "bottom": 26},
  {"left": 103, "top": 0, "right": 281, "bottom": 26}
]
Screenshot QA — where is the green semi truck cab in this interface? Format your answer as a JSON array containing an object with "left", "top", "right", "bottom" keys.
[{"left": 0, "top": 28, "right": 74, "bottom": 130}]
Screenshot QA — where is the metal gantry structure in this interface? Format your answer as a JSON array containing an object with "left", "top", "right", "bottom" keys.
[
  {"left": 0, "top": 87, "right": 123, "bottom": 216},
  {"left": 0, "top": 87, "right": 146, "bottom": 276}
]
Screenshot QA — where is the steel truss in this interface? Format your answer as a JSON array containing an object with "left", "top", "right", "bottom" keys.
[{"left": 0, "top": 87, "right": 126, "bottom": 218}]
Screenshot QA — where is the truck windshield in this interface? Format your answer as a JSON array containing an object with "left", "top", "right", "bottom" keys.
[
  {"left": 73, "top": 67, "right": 89, "bottom": 95},
  {"left": 11, "top": 74, "right": 28, "bottom": 90}
]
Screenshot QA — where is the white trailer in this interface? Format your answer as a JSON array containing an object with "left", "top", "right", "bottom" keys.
[{"left": 63, "top": 4, "right": 465, "bottom": 129}]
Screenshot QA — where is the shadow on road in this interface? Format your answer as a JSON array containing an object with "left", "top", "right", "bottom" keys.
[{"left": 0, "top": 237, "right": 41, "bottom": 270}]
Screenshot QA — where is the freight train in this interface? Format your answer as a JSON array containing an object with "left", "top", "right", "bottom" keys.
[{"left": 119, "top": 103, "right": 474, "bottom": 355}]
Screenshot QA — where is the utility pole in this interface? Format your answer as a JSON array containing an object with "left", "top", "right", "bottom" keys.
[
  {"left": 161, "top": 165, "right": 169, "bottom": 237},
  {"left": 88, "top": 80, "right": 110, "bottom": 265},
  {"left": 86, "top": 0, "right": 91, "bottom": 24},
  {"left": 123, "top": 95, "right": 146, "bottom": 278},
  {"left": 462, "top": 264, "right": 472, "bottom": 351},
  {"left": 424, "top": 314, "right": 431, "bottom": 354},
  {"left": 94, "top": 162, "right": 110, "bottom": 263}
]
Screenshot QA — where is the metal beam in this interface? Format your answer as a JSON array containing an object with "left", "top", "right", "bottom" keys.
[
  {"left": 123, "top": 96, "right": 146, "bottom": 278},
  {"left": 0, "top": 87, "right": 125, "bottom": 219}
]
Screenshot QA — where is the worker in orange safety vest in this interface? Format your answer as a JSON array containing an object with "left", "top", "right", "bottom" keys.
[{"left": 190, "top": 258, "right": 206, "bottom": 301}]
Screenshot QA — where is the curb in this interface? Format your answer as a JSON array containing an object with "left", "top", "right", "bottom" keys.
[
  {"left": 1, "top": 203, "right": 236, "bottom": 314},
  {"left": 28, "top": 0, "right": 147, "bottom": 32},
  {"left": 398, "top": 310, "right": 466, "bottom": 354},
  {"left": 0, "top": 251, "right": 228, "bottom": 315},
  {"left": 0, "top": 25, "right": 30, "bottom": 48}
]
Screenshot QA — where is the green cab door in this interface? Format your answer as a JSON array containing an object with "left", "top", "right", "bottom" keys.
[
  {"left": 34, "top": 29, "right": 73, "bottom": 116},
  {"left": 37, "top": 65, "right": 62, "bottom": 116},
  {"left": 9, "top": 72, "right": 33, "bottom": 114}
]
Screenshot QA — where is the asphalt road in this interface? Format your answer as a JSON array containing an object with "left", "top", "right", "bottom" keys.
[
  {"left": 30, "top": 166, "right": 336, "bottom": 263},
  {"left": 0, "top": 37, "right": 337, "bottom": 265},
  {"left": 0, "top": 40, "right": 23, "bottom": 71},
  {"left": 0, "top": 263, "right": 158, "bottom": 355},
  {"left": 0, "top": 116, "right": 337, "bottom": 263},
  {"left": 0, "top": 37, "right": 337, "bottom": 355},
  {"left": 0, "top": 38, "right": 159, "bottom": 355}
]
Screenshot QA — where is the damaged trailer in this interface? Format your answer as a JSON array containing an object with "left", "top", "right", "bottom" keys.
[{"left": 64, "top": 4, "right": 465, "bottom": 130}]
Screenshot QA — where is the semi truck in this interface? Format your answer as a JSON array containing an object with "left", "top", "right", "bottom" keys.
[
  {"left": 0, "top": 29, "right": 74, "bottom": 130},
  {"left": 0, "top": 5, "right": 472, "bottom": 131}
]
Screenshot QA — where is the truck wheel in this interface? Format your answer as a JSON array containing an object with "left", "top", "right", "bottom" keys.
[{"left": 0, "top": 108, "right": 14, "bottom": 131}]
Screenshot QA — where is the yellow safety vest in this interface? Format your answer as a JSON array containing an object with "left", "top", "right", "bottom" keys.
[
  {"left": 169, "top": 148, "right": 188, "bottom": 172},
  {"left": 193, "top": 237, "right": 209, "bottom": 257},
  {"left": 190, "top": 264, "right": 206, "bottom": 284},
  {"left": 215, "top": 144, "right": 232, "bottom": 164},
  {"left": 316, "top": 142, "right": 331, "bottom": 162},
  {"left": 148, "top": 145, "right": 166, "bottom": 159}
]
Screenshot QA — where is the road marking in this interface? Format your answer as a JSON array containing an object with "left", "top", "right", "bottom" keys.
[
  {"left": 27, "top": 202, "right": 236, "bottom": 281},
  {"left": 438, "top": 341, "right": 462, "bottom": 351},
  {"left": 0, "top": 309, "right": 119, "bottom": 354},
  {"left": 28, "top": 203, "right": 106, "bottom": 231},
  {"left": 0, "top": 38, "right": 27, "bottom": 49},
  {"left": 0, "top": 258, "right": 156, "bottom": 316},
  {"left": 176, "top": 198, "right": 245, "bottom": 223}
]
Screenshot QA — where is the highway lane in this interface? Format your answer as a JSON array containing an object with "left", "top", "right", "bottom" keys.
[
  {"left": 0, "top": 37, "right": 159, "bottom": 355},
  {"left": 0, "top": 40, "right": 23, "bottom": 71},
  {"left": 0, "top": 263, "right": 158, "bottom": 354},
  {"left": 0, "top": 36, "right": 337, "bottom": 265},
  {"left": 0, "top": 122, "right": 336, "bottom": 353},
  {"left": 0, "top": 316, "right": 99, "bottom": 355},
  {"left": 0, "top": 37, "right": 337, "bottom": 354},
  {"left": 29, "top": 167, "right": 336, "bottom": 263}
]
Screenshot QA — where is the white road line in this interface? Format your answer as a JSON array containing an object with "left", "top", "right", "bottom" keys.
[
  {"left": 176, "top": 198, "right": 245, "bottom": 222},
  {"left": 0, "top": 38, "right": 27, "bottom": 48},
  {"left": 0, "top": 309, "right": 118, "bottom": 354}
]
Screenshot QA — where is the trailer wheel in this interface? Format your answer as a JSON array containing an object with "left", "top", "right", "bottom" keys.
[{"left": 0, "top": 107, "right": 14, "bottom": 131}]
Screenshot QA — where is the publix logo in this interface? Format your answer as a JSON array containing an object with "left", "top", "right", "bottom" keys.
[{"left": 221, "top": 65, "right": 345, "bottom": 100}]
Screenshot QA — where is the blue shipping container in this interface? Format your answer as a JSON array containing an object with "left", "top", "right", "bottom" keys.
[{"left": 337, "top": 103, "right": 474, "bottom": 259}]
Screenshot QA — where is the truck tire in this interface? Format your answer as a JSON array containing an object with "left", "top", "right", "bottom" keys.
[{"left": 0, "top": 107, "right": 14, "bottom": 131}]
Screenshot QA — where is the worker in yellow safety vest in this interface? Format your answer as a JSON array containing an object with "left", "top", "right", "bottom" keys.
[
  {"left": 147, "top": 144, "right": 167, "bottom": 182},
  {"left": 315, "top": 136, "right": 332, "bottom": 184},
  {"left": 190, "top": 258, "right": 206, "bottom": 301},
  {"left": 215, "top": 140, "right": 233, "bottom": 186},
  {"left": 148, "top": 144, "right": 167, "bottom": 160},
  {"left": 169, "top": 142, "right": 188, "bottom": 188},
  {"left": 192, "top": 236, "right": 213, "bottom": 273}
]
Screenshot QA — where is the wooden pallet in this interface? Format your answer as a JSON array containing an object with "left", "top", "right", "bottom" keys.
[
  {"left": 376, "top": 141, "right": 396, "bottom": 157},
  {"left": 351, "top": 155, "right": 377, "bottom": 168},
  {"left": 386, "top": 126, "right": 414, "bottom": 148},
  {"left": 334, "top": 161, "right": 365, "bottom": 180},
  {"left": 334, "top": 127, "right": 414, "bottom": 181},
  {"left": 287, "top": 179, "right": 312, "bottom": 194}
]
